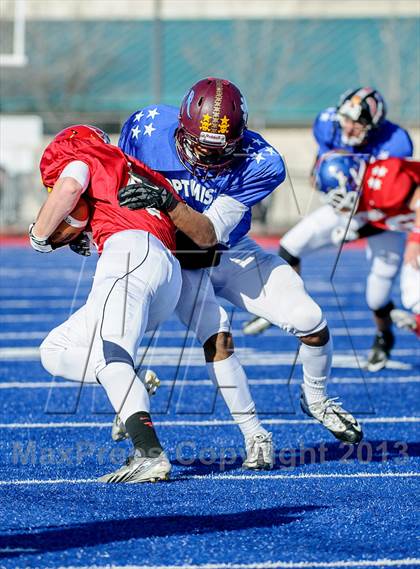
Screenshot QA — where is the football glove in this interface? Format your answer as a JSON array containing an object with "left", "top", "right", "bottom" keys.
[
  {"left": 69, "top": 231, "right": 91, "bottom": 257},
  {"left": 118, "top": 174, "right": 178, "bottom": 212},
  {"left": 29, "top": 223, "right": 53, "bottom": 253}
]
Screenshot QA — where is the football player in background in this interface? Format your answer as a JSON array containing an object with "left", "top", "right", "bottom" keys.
[
  {"left": 118, "top": 77, "right": 363, "bottom": 457},
  {"left": 244, "top": 88, "right": 413, "bottom": 372},
  {"left": 30, "top": 124, "right": 223, "bottom": 483},
  {"left": 316, "top": 153, "right": 420, "bottom": 338}
]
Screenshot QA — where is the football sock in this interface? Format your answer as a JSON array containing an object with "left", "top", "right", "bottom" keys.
[
  {"left": 300, "top": 338, "right": 333, "bottom": 405},
  {"left": 97, "top": 362, "right": 150, "bottom": 424},
  {"left": 206, "top": 354, "right": 267, "bottom": 439},
  {"left": 125, "top": 411, "right": 163, "bottom": 457}
]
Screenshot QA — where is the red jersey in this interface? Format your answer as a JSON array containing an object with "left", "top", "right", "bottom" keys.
[
  {"left": 39, "top": 137, "right": 180, "bottom": 252},
  {"left": 357, "top": 158, "right": 420, "bottom": 233}
]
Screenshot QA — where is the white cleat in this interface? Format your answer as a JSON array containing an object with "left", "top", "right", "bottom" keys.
[
  {"left": 300, "top": 389, "right": 363, "bottom": 444},
  {"left": 111, "top": 369, "right": 160, "bottom": 442},
  {"left": 242, "top": 431, "right": 274, "bottom": 470},
  {"left": 98, "top": 450, "right": 171, "bottom": 483},
  {"left": 242, "top": 316, "right": 272, "bottom": 336}
]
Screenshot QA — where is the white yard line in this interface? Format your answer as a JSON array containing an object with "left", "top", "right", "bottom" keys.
[
  {"left": 1, "top": 375, "right": 420, "bottom": 389},
  {"left": 0, "top": 472, "right": 419, "bottom": 487},
  {"left": 0, "top": 416, "right": 418, "bottom": 429},
  {"left": 0, "top": 347, "right": 415, "bottom": 372},
  {"left": 47, "top": 559, "right": 420, "bottom": 569}
]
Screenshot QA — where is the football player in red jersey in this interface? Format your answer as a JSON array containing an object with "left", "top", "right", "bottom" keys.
[
  {"left": 31, "top": 124, "right": 218, "bottom": 483},
  {"left": 316, "top": 153, "right": 420, "bottom": 340}
]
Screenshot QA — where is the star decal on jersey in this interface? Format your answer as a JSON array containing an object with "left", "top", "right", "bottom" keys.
[
  {"left": 253, "top": 139, "right": 264, "bottom": 147},
  {"left": 265, "top": 146, "right": 277, "bottom": 156},
  {"left": 244, "top": 144, "right": 254, "bottom": 153},
  {"left": 144, "top": 123, "right": 156, "bottom": 137},
  {"left": 252, "top": 152, "right": 265, "bottom": 164},
  {"left": 147, "top": 108, "right": 159, "bottom": 119},
  {"left": 134, "top": 111, "right": 144, "bottom": 122},
  {"left": 131, "top": 125, "right": 141, "bottom": 139}
]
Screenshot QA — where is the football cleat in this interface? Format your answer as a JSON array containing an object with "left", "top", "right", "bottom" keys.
[
  {"left": 242, "top": 316, "right": 272, "bottom": 335},
  {"left": 390, "top": 309, "right": 419, "bottom": 334},
  {"left": 300, "top": 390, "right": 363, "bottom": 444},
  {"left": 242, "top": 431, "right": 274, "bottom": 470},
  {"left": 111, "top": 369, "right": 160, "bottom": 442},
  {"left": 98, "top": 450, "right": 171, "bottom": 483},
  {"left": 366, "top": 330, "right": 395, "bottom": 372}
]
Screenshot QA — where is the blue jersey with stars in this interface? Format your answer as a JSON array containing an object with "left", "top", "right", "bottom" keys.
[
  {"left": 119, "top": 105, "right": 285, "bottom": 247},
  {"left": 313, "top": 107, "right": 413, "bottom": 159}
]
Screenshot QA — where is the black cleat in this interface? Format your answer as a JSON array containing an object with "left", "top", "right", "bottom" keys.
[{"left": 366, "top": 330, "right": 395, "bottom": 372}]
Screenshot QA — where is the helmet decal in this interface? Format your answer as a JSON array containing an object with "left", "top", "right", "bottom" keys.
[{"left": 186, "top": 89, "right": 194, "bottom": 119}]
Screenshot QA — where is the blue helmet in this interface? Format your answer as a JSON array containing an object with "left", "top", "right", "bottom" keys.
[{"left": 315, "top": 153, "right": 366, "bottom": 211}]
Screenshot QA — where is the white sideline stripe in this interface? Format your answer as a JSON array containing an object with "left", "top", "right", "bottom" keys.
[
  {"left": 45, "top": 559, "right": 420, "bottom": 569},
  {"left": 0, "top": 314, "right": 58, "bottom": 323},
  {"left": 0, "top": 308, "right": 378, "bottom": 323},
  {"left": 1, "top": 472, "right": 419, "bottom": 488},
  {"left": 0, "top": 299, "right": 84, "bottom": 308},
  {"left": 0, "top": 328, "right": 380, "bottom": 339},
  {"left": 0, "top": 347, "right": 415, "bottom": 371},
  {"left": 1, "top": 417, "right": 418, "bottom": 429},
  {"left": 0, "top": 472, "right": 420, "bottom": 490},
  {"left": 0, "top": 299, "right": 372, "bottom": 310},
  {"left": 2, "top": 375, "right": 420, "bottom": 389}
]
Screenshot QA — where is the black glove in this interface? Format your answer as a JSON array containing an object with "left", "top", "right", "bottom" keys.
[
  {"left": 69, "top": 231, "right": 91, "bottom": 256},
  {"left": 118, "top": 174, "right": 178, "bottom": 212}
]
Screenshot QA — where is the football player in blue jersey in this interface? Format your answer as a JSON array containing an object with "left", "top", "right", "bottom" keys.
[
  {"left": 244, "top": 87, "right": 414, "bottom": 372},
  {"left": 117, "top": 77, "right": 363, "bottom": 467}
]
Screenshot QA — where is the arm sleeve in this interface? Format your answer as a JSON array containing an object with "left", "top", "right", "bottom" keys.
[
  {"left": 203, "top": 194, "right": 249, "bottom": 245},
  {"left": 59, "top": 161, "right": 90, "bottom": 191}
]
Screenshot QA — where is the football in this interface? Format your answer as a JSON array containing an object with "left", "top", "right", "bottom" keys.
[{"left": 49, "top": 197, "right": 90, "bottom": 246}]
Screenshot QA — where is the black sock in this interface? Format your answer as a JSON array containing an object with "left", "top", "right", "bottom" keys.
[{"left": 125, "top": 412, "right": 163, "bottom": 458}]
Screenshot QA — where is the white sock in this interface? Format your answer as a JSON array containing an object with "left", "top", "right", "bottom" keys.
[
  {"left": 206, "top": 354, "right": 267, "bottom": 439},
  {"left": 97, "top": 362, "right": 150, "bottom": 424},
  {"left": 300, "top": 338, "right": 333, "bottom": 405}
]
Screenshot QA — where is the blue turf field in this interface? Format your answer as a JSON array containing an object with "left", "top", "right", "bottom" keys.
[{"left": 0, "top": 243, "right": 419, "bottom": 569}]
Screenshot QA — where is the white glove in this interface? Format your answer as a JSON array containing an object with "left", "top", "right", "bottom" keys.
[
  {"left": 331, "top": 225, "right": 360, "bottom": 247},
  {"left": 29, "top": 223, "right": 53, "bottom": 253}
]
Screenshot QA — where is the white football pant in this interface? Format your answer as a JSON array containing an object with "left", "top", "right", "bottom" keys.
[
  {"left": 400, "top": 261, "right": 420, "bottom": 314},
  {"left": 281, "top": 204, "right": 406, "bottom": 311},
  {"left": 40, "top": 230, "right": 182, "bottom": 384}
]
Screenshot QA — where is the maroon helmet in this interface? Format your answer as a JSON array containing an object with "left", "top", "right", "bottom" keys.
[
  {"left": 175, "top": 77, "right": 248, "bottom": 173},
  {"left": 54, "top": 124, "right": 111, "bottom": 145}
]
